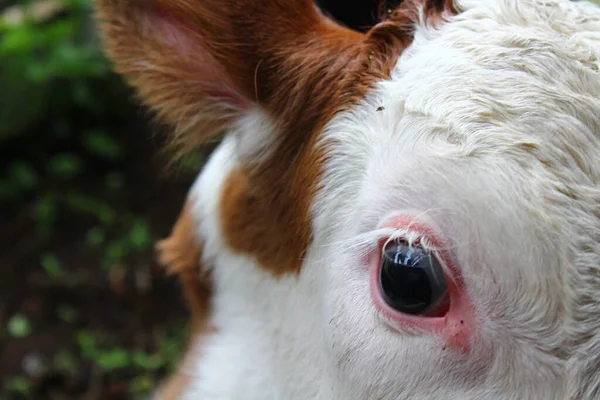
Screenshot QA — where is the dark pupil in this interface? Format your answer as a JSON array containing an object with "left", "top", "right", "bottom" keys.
[{"left": 379, "top": 241, "right": 444, "bottom": 315}]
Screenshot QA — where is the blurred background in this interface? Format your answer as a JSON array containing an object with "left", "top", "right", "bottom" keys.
[
  {"left": 0, "top": 0, "right": 380, "bottom": 398},
  {"left": 1, "top": 0, "right": 597, "bottom": 399}
]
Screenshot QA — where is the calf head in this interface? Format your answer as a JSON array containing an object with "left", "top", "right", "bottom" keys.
[{"left": 95, "top": 0, "right": 600, "bottom": 398}]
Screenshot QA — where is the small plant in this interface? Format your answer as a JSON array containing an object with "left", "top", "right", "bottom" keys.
[
  {"left": 3, "top": 376, "right": 33, "bottom": 400},
  {"left": 6, "top": 314, "right": 32, "bottom": 339},
  {"left": 40, "top": 253, "right": 64, "bottom": 278},
  {"left": 74, "top": 328, "right": 187, "bottom": 397},
  {"left": 0, "top": 0, "right": 133, "bottom": 138}
]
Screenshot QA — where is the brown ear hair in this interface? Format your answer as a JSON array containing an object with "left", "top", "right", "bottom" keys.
[
  {"left": 94, "top": 0, "right": 457, "bottom": 154},
  {"left": 94, "top": 0, "right": 458, "bottom": 158},
  {"left": 94, "top": 0, "right": 367, "bottom": 153}
]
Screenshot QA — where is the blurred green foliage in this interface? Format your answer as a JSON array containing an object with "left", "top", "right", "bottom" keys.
[
  {"left": 76, "top": 329, "right": 186, "bottom": 374},
  {"left": 0, "top": 0, "right": 156, "bottom": 268},
  {"left": 0, "top": 0, "right": 128, "bottom": 140},
  {"left": 0, "top": 0, "right": 132, "bottom": 209},
  {"left": 0, "top": 0, "right": 192, "bottom": 398}
]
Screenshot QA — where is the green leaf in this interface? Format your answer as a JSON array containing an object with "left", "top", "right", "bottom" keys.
[
  {"left": 76, "top": 331, "right": 99, "bottom": 360},
  {"left": 3, "top": 376, "right": 32, "bottom": 396},
  {"left": 64, "top": 192, "right": 117, "bottom": 224},
  {"left": 83, "top": 130, "right": 122, "bottom": 160},
  {"left": 9, "top": 162, "right": 37, "bottom": 189},
  {"left": 7, "top": 314, "right": 32, "bottom": 338},
  {"left": 96, "top": 348, "right": 130, "bottom": 371},
  {"left": 132, "top": 351, "right": 165, "bottom": 371},
  {"left": 130, "top": 220, "right": 153, "bottom": 250},
  {"left": 40, "top": 253, "right": 64, "bottom": 278},
  {"left": 33, "top": 195, "right": 58, "bottom": 225},
  {"left": 42, "top": 19, "right": 76, "bottom": 45},
  {"left": 24, "top": 62, "right": 49, "bottom": 84},
  {"left": 158, "top": 328, "right": 187, "bottom": 368},
  {"left": 0, "top": 27, "right": 39, "bottom": 55},
  {"left": 129, "top": 375, "right": 155, "bottom": 397},
  {"left": 48, "top": 153, "right": 83, "bottom": 179},
  {"left": 103, "top": 241, "right": 129, "bottom": 269},
  {"left": 86, "top": 227, "right": 105, "bottom": 248}
]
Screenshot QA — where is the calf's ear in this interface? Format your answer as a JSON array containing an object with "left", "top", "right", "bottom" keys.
[{"left": 94, "top": 0, "right": 364, "bottom": 153}]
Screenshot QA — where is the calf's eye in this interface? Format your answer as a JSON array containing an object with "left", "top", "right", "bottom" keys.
[{"left": 379, "top": 241, "right": 449, "bottom": 317}]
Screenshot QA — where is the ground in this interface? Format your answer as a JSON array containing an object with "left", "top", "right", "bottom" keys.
[{"left": 0, "top": 115, "right": 198, "bottom": 399}]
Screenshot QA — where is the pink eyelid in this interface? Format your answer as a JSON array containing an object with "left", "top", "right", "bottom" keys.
[{"left": 368, "top": 215, "right": 476, "bottom": 353}]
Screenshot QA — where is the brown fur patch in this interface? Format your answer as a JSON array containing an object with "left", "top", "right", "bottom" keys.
[
  {"left": 155, "top": 200, "right": 211, "bottom": 325},
  {"left": 154, "top": 200, "right": 213, "bottom": 398},
  {"left": 95, "top": 0, "right": 459, "bottom": 277},
  {"left": 220, "top": 1, "right": 459, "bottom": 275}
]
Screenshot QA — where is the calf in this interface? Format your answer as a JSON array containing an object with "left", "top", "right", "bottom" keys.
[{"left": 95, "top": 0, "right": 600, "bottom": 398}]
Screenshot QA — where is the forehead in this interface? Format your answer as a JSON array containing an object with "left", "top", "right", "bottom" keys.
[
  {"left": 396, "top": 1, "right": 600, "bottom": 122},
  {"left": 358, "top": 0, "right": 600, "bottom": 181}
]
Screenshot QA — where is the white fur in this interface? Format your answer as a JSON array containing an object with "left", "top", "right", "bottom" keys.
[
  {"left": 179, "top": 1, "right": 600, "bottom": 398},
  {"left": 183, "top": 135, "right": 331, "bottom": 400}
]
